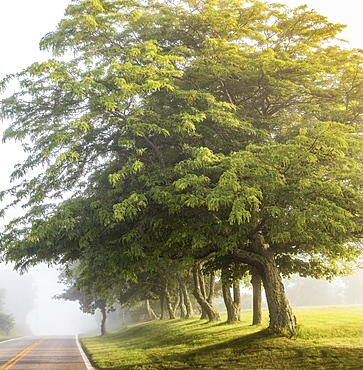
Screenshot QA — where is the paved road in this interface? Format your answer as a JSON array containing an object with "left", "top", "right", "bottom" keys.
[{"left": 0, "top": 335, "right": 94, "bottom": 369}]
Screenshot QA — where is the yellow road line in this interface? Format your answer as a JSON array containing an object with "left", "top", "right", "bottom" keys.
[{"left": 0, "top": 337, "right": 48, "bottom": 370}]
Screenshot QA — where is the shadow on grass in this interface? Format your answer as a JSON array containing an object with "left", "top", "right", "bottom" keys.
[
  {"left": 87, "top": 317, "right": 363, "bottom": 370},
  {"left": 159, "top": 330, "right": 363, "bottom": 370}
]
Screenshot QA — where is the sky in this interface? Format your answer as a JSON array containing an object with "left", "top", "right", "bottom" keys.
[
  {"left": 0, "top": 1, "right": 97, "bottom": 335},
  {"left": 0, "top": 0, "right": 363, "bottom": 334},
  {"left": 279, "top": 0, "right": 363, "bottom": 49}
]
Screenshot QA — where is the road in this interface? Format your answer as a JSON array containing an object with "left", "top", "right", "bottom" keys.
[{"left": 0, "top": 335, "right": 94, "bottom": 369}]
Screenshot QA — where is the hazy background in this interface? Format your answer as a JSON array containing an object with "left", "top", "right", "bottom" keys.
[
  {"left": 0, "top": 0, "right": 363, "bottom": 335},
  {"left": 0, "top": 265, "right": 97, "bottom": 335}
]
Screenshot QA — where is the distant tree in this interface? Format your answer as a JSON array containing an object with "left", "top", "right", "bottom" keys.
[
  {"left": 0, "top": 312, "right": 14, "bottom": 335},
  {"left": 56, "top": 268, "right": 112, "bottom": 335},
  {"left": 0, "top": 288, "right": 14, "bottom": 335}
]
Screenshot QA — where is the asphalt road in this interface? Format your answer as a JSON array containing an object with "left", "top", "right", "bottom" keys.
[{"left": 0, "top": 335, "right": 94, "bottom": 369}]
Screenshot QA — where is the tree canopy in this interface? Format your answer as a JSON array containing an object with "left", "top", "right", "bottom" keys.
[{"left": 1, "top": 0, "right": 363, "bottom": 334}]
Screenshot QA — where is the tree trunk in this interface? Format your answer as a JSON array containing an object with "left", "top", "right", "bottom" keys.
[
  {"left": 180, "top": 280, "right": 193, "bottom": 318},
  {"left": 179, "top": 287, "right": 186, "bottom": 318},
  {"left": 233, "top": 233, "right": 296, "bottom": 335},
  {"left": 251, "top": 267, "right": 262, "bottom": 325},
  {"left": 199, "top": 271, "right": 216, "bottom": 319},
  {"left": 164, "top": 285, "right": 176, "bottom": 319},
  {"left": 100, "top": 307, "right": 107, "bottom": 336},
  {"left": 145, "top": 299, "right": 158, "bottom": 320},
  {"left": 233, "top": 281, "right": 241, "bottom": 319},
  {"left": 207, "top": 271, "right": 216, "bottom": 305},
  {"left": 259, "top": 256, "right": 296, "bottom": 335},
  {"left": 173, "top": 290, "right": 181, "bottom": 318},
  {"left": 159, "top": 292, "right": 167, "bottom": 320},
  {"left": 221, "top": 268, "right": 241, "bottom": 323},
  {"left": 222, "top": 282, "right": 241, "bottom": 323},
  {"left": 199, "top": 271, "right": 208, "bottom": 320},
  {"left": 192, "top": 262, "right": 220, "bottom": 322}
]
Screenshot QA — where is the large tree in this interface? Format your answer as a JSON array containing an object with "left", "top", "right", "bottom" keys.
[{"left": 1, "top": 0, "right": 363, "bottom": 335}]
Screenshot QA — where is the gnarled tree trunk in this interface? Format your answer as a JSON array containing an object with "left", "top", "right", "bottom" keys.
[
  {"left": 178, "top": 285, "right": 187, "bottom": 318},
  {"left": 234, "top": 233, "right": 296, "bottom": 335},
  {"left": 221, "top": 266, "right": 241, "bottom": 323},
  {"left": 159, "top": 283, "right": 175, "bottom": 319},
  {"left": 259, "top": 256, "right": 296, "bottom": 334},
  {"left": 173, "top": 290, "right": 181, "bottom": 318},
  {"left": 180, "top": 279, "right": 193, "bottom": 318},
  {"left": 222, "top": 280, "right": 241, "bottom": 323},
  {"left": 145, "top": 299, "right": 158, "bottom": 320},
  {"left": 164, "top": 286, "right": 176, "bottom": 319},
  {"left": 192, "top": 262, "right": 220, "bottom": 321}
]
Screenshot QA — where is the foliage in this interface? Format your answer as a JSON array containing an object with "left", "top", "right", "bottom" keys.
[
  {"left": 0, "top": 312, "right": 14, "bottom": 335},
  {"left": 55, "top": 266, "right": 111, "bottom": 315},
  {"left": 0, "top": 288, "right": 15, "bottom": 335},
  {"left": 1, "top": 0, "right": 363, "bottom": 333}
]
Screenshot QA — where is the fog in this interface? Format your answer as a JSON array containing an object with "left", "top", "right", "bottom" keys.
[
  {"left": 284, "top": 270, "right": 363, "bottom": 308},
  {"left": 1, "top": 260, "right": 363, "bottom": 336},
  {"left": 0, "top": 263, "right": 98, "bottom": 335}
]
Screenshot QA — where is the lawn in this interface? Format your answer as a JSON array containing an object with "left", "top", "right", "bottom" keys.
[{"left": 81, "top": 306, "right": 363, "bottom": 369}]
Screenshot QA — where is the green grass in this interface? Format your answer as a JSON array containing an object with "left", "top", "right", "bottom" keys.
[{"left": 81, "top": 306, "right": 363, "bottom": 369}]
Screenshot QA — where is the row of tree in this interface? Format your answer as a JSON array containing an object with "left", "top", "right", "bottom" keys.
[
  {"left": 1, "top": 0, "right": 363, "bottom": 336},
  {"left": 56, "top": 258, "right": 261, "bottom": 335}
]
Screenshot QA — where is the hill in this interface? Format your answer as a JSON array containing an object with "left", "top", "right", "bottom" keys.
[{"left": 80, "top": 306, "right": 363, "bottom": 369}]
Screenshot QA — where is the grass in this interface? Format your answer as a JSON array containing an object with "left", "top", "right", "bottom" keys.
[
  {"left": 81, "top": 306, "right": 363, "bottom": 369},
  {"left": 0, "top": 335, "right": 9, "bottom": 342}
]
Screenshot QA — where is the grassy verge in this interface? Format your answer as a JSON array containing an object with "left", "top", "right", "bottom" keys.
[{"left": 81, "top": 306, "right": 363, "bottom": 369}]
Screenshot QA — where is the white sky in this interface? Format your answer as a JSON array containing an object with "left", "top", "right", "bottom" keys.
[
  {"left": 0, "top": 1, "right": 92, "bottom": 334},
  {"left": 279, "top": 0, "right": 363, "bottom": 48},
  {"left": 0, "top": 1, "right": 70, "bottom": 75},
  {"left": 0, "top": 0, "right": 362, "bottom": 333}
]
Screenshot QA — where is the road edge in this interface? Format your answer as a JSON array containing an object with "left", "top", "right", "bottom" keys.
[
  {"left": 0, "top": 336, "right": 32, "bottom": 345},
  {"left": 76, "top": 334, "right": 95, "bottom": 370}
]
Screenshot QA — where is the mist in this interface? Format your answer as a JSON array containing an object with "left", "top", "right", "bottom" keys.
[
  {"left": 0, "top": 263, "right": 97, "bottom": 335},
  {"left": 284, "top": 270, "right": 363, "bottom": 308}
]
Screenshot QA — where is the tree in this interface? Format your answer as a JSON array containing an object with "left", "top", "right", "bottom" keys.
[
  {"left": 192, "top": 261, "right": 220, "bottom": 321},
  {"left": 0, "top": 312, "right": 14, "bottom": 335},
  {"left": 0, "top": 289, "right": 15, "bottom": 335},
  {"left": 1, "top": 0, "right": 363, "bottom": 336},
  {"left": 56, "top": 267, "right": 112, "bottom": 335}
]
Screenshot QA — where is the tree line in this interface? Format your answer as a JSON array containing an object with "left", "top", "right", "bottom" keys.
[
  {"left": 0, "top": 289, "right": 14, "bottom": 335},
  {"left": 1, "top": 0, "right": 363, "bottom": 336}
]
